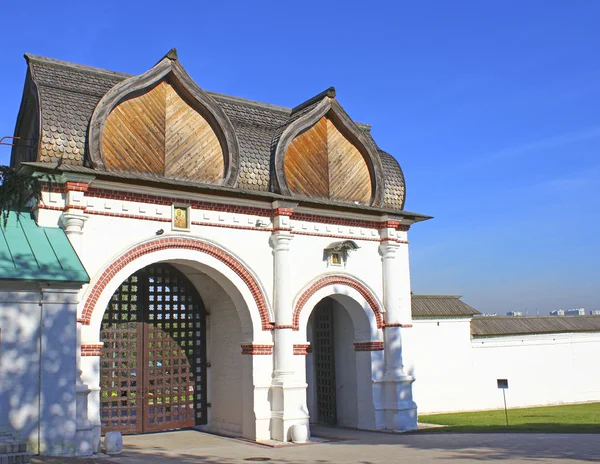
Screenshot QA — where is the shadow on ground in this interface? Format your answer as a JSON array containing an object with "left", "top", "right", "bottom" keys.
[{"left": 31, "top": 427, "right": 600, "bottom": 463}]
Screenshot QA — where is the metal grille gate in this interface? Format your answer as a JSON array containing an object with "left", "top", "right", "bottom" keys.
[
  {"left": 100, "top": 263, "right": 207, "bottom": 434},
  {"left": 314, "top": 298, "right": 337, "bottom": 425}
]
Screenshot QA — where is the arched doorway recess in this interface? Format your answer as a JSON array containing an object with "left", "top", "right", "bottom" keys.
[
  {"left": 306, "top": 295, "right": 374, "bottom": 429},
  {"left": 100, "top": 263, "right": 207, "bottom": 434}
]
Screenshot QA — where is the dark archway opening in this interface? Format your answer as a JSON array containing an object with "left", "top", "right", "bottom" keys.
[{"left": 99, "top": 263, "right": 207, "bottom": 434}]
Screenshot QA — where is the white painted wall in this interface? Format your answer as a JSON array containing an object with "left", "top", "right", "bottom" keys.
[
  {"left": 0, "top": 283, "right": 80, "bottom": 455},
  {"left": 179, "top": 266, "right": 244, "bottom": 436},
  {"left": 34, "top": 182, "right": 411, "bottom": 444},
  {"left": 406, "top": 318, "right": 600, "bottom": 414}
]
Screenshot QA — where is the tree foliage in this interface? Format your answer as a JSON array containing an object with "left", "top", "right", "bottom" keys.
[{"left": 0, "top": 165, "right": 42, "bottom": 227}]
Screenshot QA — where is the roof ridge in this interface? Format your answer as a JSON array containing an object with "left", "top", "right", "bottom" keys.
[
  {"left": 412, "top": 295, "right": 462, "bottom": 299},
  {"left": 25, "top": 53, "right": 132, "bottom": 79},
  {"left": 291, "top": 87, "right": 336, "bottom": 114},
  {"left": 476, "top": 315, "right": 600, "bottom": 319},
  {"left": 207, "top": 91, "right": 291, "bottom": 114}
]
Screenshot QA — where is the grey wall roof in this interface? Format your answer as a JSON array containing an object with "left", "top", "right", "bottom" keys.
[
  {"left": 411, "top": 295, "right": 480, "bottom": 318},
  {"left": 12, "top": 53, "right": 415, "bottom": 214},
  {"left": 471, "top": 316, "right": 600, "bottom": 337}
]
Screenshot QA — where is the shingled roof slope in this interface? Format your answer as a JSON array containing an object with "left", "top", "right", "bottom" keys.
[
  {"left": 12, "top": 53, "right": 415, "bottom": 214},
  {"left": 471, "top": 316, "right": 600, "bottom": 337},
  {"left": 411, "top": 295, "right": 480, "bottom": 318}
]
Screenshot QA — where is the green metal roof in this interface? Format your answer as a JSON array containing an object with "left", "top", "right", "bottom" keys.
[{"left": 0, "top": 212, "right": 89, "bottom": 283}]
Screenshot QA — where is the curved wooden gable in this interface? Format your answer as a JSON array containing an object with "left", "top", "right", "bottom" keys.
[
  {"left": 102, "top": 79, "right": 224, "bottom": 183},
  {"left": 284, "top": 116, "right": 372, "bottom": 204},
  {"left": 273, "top": 93, "right": 385, "bottom": 207},
  {"left": 88, "top": 52, "right": 239, "bottom": 186}
]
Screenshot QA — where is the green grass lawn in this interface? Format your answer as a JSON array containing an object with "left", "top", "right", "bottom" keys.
[{"left": 417, "top": 402, "right": 600, "bottom": 433}]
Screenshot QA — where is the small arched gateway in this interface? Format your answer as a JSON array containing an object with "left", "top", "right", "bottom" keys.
[{"left": 3, "top": 50, "right": 430, "bottom": 456}]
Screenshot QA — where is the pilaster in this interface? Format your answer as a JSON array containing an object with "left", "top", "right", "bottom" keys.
[
  {"left": 377, "top": 217, "right": 417, "bottom": 431},
  {"left": 270, "top": 201, "right": 309, "bottom": 442}
]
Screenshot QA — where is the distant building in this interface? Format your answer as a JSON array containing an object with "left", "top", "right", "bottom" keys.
[
  {"left": 550, "top": 310, "right": 565, "bottom": 316},
  {"left": 589, "top": 310, "right": 600, "bottom": 315},
  {"left": 565, "top": 308, "right": 585, "bottom": 316},
  {"left": 507, "top": 311, "right": 524, "bottom": 316}
]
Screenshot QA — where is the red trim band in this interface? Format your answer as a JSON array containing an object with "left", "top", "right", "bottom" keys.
[
  {"left": 293, "top": 276, "right": 383, "bottom": 330},
  {"left": 241, "top": 344, "right": 273, "bottom": 355},
  {"left": 81, "top": 238, "right": 272, "bottom": 330},
  {"left": 353, "top": 341, "right": 384, "bottom": 351}
]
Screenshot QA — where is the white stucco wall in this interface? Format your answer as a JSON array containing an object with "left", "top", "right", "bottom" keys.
[
  {"left": 181, "top": 267, "right": 244, "bottom": 435},
  {"left": 0, "top": 283, "right": 80, "bottom": 455},
  {"left": 406, "top": 318, "right": 600, "bottom": 414},
  {"left": 35, "top": 179, "right": 413, "bottom": 444}
]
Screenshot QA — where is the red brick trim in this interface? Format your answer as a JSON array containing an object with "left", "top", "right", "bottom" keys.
[
  {"left": 241, "top": 344, "right": 273, "bottom": 355},
  {"left": 40, "top": 184, "right": 412, "bottom": 232},
  {"left": 65, "top": 182, "right": 89, "bottom": 192},
  {"left": 35, "top": 204, "right": 403, "bottom": 243},
  {"left": 66, "top": 204, "right": 87, "bottom": 211},
  {"left": 87, "top": 209, "right": 172, "bottom": 222},
  {"left": 383, "top": 323, "right": 413, "bottom": 328},
  {"left": 294, "top": 230, "right": 381, "bottom": 242},
  {"left": 273, "top": 324, "right": 294, "bottom": 329},
  {"left": 81, "top": 238, "right": 272, "bottom": 330},
  {"left": 353, "top": 341, "right": 384, "bottom": 351},
  {"left": 35, "top": 204, "right": 65, "bottom": 213},
  {"left": 291, "top": 212, "right": 381, "bottom": 230},
  {"left": 81, "top": 343, "right": 103, "bottom": 356},
  {"left": 86, "top": 187, "right": 272, "bottom": 217},
  {"left": 273, "top": 207, "right": 295, "bottom": 217},
  {"left": 293, "top": 343, "right": 312, "bottom": 355},
  {"left": 192, "top": 221, "right": 272, "bottom": 232},
  {"left": 380, "top": 237, "right": 410, "bottom": 245},
  {"left": 293, "top": 275, "right": 383, "bottom": 330}
]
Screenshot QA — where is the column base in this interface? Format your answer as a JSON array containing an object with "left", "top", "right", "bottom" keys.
[
  {"left": 378, "top": 374, "right": 418, "bottom": 432},
  {"left": 270, "top": 382, "right": 310, "bottom": 442},
  {"left": 75, "top": 384, "right": 95, "bottom": 456}
]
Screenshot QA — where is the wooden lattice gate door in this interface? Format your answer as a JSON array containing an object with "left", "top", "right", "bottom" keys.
[
  {"left": 100, "top": 263, "right": 207, "bottom": 434},
  {"left": 314, "top": 298, "right": 337, "bottom": 425}
]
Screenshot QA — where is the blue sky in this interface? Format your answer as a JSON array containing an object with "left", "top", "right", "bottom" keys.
[{"left": 1, "top": 1, "right": 598, "bottom": 314}]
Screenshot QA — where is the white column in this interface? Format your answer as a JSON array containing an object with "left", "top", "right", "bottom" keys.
[
  {"left": 272, "top": 232, "right": 295, "bottom": 383},
  {"left": 270, "top": 202, "right": 309, "bottom": 442},
  {"left": 378, "top": 219, "right": 417, "bottom": 432},
  {"left": 59, "top": 212, "right": 88, "bottom": 256}
]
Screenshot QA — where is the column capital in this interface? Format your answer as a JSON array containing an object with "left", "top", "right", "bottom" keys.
[
  {"left": 379, "top": 240, "right": 401, "bottom": 259},
  {"left": 270, "top": 233, "right": 293, "bottom": 252},
  {"left": 60, "top": 211, "right": 88, "bottom": 236}
]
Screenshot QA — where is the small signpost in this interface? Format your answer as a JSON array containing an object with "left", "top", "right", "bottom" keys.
[{"left": 497, "top": 378, "right": 509, "bottom": 426}]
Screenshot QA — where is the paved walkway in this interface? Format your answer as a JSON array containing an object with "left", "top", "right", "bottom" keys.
[{"left": 33, "top": 427, "right": 600, "bottom": 463}]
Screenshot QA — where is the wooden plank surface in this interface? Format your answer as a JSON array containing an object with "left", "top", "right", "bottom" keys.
[
  {"left": 284, "top": 117, "right": 329, "bottom": 198},
  {"left": 327, "top": 119, "right": 371, "bottom": 204},
  {"left": 102, "top": 81, "right": 166, "bottom": 174},
  {"left": 164, "top": 82, "right": 224, "bottom": 183},
  {"left": 284, "top": 115, "right": 372, "bottom": 203},
  {"left": 101, "top": 79, "right": 225, "bottom": 183}
]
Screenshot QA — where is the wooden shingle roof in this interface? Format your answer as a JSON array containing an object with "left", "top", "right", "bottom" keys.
[
  {"left": 11, "top": 52, "right": 423, "bottom": 217},
  {"left": 471, "top": 316, "right": 600, "bottom": 337},
  {"left": 411, "top": 295, "right": 480, "bottom": 318}
]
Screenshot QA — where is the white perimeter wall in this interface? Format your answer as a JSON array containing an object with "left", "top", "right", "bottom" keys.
[
  {"left": 405, "top": 318, "right": 600, "bottom": 414},
  {"left": 0, "top": 284, "right": 79, "bottom": 455}
]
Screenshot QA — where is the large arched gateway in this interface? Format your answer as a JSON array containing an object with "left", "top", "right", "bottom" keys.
[
  {"left": 100, "top": 263, "right": 207, "bottom": 434},
  {"left": 5, "top": 50, "right": 429, "bottom": 456}
]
